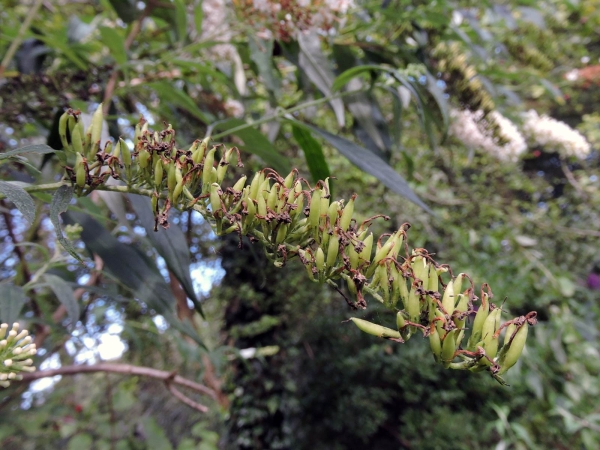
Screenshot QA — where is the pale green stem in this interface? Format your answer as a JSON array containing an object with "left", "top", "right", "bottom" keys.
[{"left": 209, "top": 89, "right": 365, "bottom": 141}]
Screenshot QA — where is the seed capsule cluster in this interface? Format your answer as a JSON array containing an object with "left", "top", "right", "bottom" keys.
[
  {"left": 59, "top": 107, "right": 536, "bottom": 383},
  {"left": 0, "top": 323, "right": 37, "bottom": 388}
]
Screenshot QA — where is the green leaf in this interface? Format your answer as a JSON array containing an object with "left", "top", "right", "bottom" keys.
[
  {"left": 298, "top": 123, "right": 432, "bottom": 213},
  {"left": 194, "top": 5, "right": 203, "bottom": 34},
  {"left": 297, "top": 31, "right": 345, "bottom": 127},
  {"left": 0, "top": 144, "right": 56, "bottom": 160},
  {"left": 291, "top": 125, "right": 331, "bottom": 185},
  {"left": 0, "top": 284, "right": 26, "bottom": 325},
  {"left": 174, "top": 0, "right": 188, "bottom": 42},
  {"left": 248, "top": 37, "right": 280, "bottom": 96},
  {"left": 50, "top": 186, "right": 82, "bottom": 262},
  {"left": 129, "top": 195, "right": 203, "bottom": 317},
  {"left": 148, "top": 81, "right": 213, "bottom": 123},
  {"left": 44, "top": 274, "right": 79, "bottom": 330},
  {"left": 332, "top": 64, "right": 383, "bottom": 92},
  {"left": 425, "top": 73, "right": 449, "bottom": 140},
  {"left": 99, "top": 26, "right": 127, "bottom": 65},
  {"left": 139, "top": 417, "right": 173, "bottom": 450},
  {"left": 213, "top": 119, "right": 290, "bottom": 173},
  {"left": 0, "top": 181, "right": 36, "bottom": 225},
  {"left": 63, "top": 211, "right": 204, "bottom": 347},
  {"left": 67, "top": 433, "right": 94, "bottom": 450}
]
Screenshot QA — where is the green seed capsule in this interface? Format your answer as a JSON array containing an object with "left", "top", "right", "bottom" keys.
[
  {"left": 327, "top": 201, "right": 340, "bottom": 228},
  {"left": 233, "top": 176, "right": 247, "bottom": 192},
  {"left": 315, "top": 247, "right": 325, "bottom": 272},
  {"left": 348, "top": 242, "right": 359, "bottom": 269},
  {"left": 498, "top": 324, "right": 528, "bottom": 375},
  {"left": 167, "top": 163, "right": 177, "bottom": 192},
  {"left": 339, "top": 195, "right": 355, "bottom": 231},
  {"left": 396, "top": 311, "right": 406, "bottom": 330},
  {"left": 172, "top": 180, "right": 184, "bottom": 203},
  {"left": 326, "top": 231, "right": 340, "bottom": 269},
  {"left": 441, "top": 280, "right": 455, "bottom": 315},
  {"left": 275, "top": 224, "right": 289, "bottom": 245},
  {"left": 249, "top": 172, "right": 262, "bottom": 200},
  {"left": 503, "top": 323, "right": 517, "bottom": 346},
  {"left": 119, "top": 139, "right": 131, "bottom": 168},
  {"left": 441, "top": 329, "right": 458, "bottom": 367},
  {"left": 267, "top": 184, "right": 278, "bottom": 211},
  {"left": 154, "top": 159, "right": 164, "bottom": 188},
  {"left": 138, "top": 149, "right": 151, "bottom": 169},
  {"left": 59, "top": 112, "right": 70, "bottom": 151},
  {"left": 358, "top": 233, "right": 373, "bottom": 266},
  {"left": 202, "top": 147, "right": 217, "bottom": 190},
  {"left": 308, "top": 189, "right": 321, "bottom": 230},
  {"left": 90, "top": 103, "right": 103, "bottom": 149},
  {"left": 283, "top": 171, "right": 295, "bottom": 189},
  {"left": 429, "top": 325, "right": 442, "bottom": 362},
  {"left": 407, "top": 285, "right": 420, "bottom": 323},
  {"left": 70, "top": 125, "right": 84, "bottom": 155},
  {"left": 350, "top": 318, "right": 402, "bottom": 340},
  {"left": 257, "top": 193, "right": 267, "bottom": 217},
  {"left": 210, "top": 183, "right": 221, "bottom": 216},
  {"left": 75, "top": 153, "right": 86, "bottom": 188}
]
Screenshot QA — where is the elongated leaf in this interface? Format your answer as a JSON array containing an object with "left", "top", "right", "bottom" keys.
[
  {"left": 425, "top": 73, "right": 449, "bottom": 140},
  {"left": 213, "top": 119, "right": 290, "bottom": 173},
  {"left": 298, "top": 123, "right": 432, "bottom": 213},
  {"left": 248, "top": 37, "right": 280, "bottom": 96},
  {"left": 129, "top": 195, "right": 203, "bottom": 317},
  {"left": 332, "top": 64, "right": 384, "bottom": 92},
  {"left": 100, "top": 27, "right": 127, "bottom": 64},
  {"left": 63, "top": 211, "right": 204, "bottom": 347},
  {"left": 44, "top": 274, "right": 79, "bottom": 330},
  {"left": 291, "top": 125, "right": 330, "bottom": 184},
  {"left": 174, "top": 0, "right": 187, "bottom": 42},
  {"left": 297, "top": 31, "right": 345, "bottom": 127},
  {"left": 148, "top": 81, "right": 213, "bottom": 124},
  {"left": 0, "top": 144, "right": 55, "bottom": 160},
  {"left": 0, "top": 181, "right": 35, "bottom": 225},
  {"left": 0, "top": 284, "right": 26, "bottom": 325},
  {"left": 50, "top": 185, "right": 82, "bottom": 262}
]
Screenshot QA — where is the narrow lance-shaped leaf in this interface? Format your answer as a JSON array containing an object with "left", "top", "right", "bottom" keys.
[
  {"left": 291, "top": 125, "right": 331, "bottom": 186},
  {"left": 50, "top": 185, "right": 83, "bottom": 262},
  {"left": 129, "top": 194, "right": 203, "bottom": 317},
  {"left": 248, "top": 36, "right": 281, "bottom": 96},
  {"left": 0, "top": 144, "right": 56, "bottom": 160},
  {"left": 0, "top": 285, "right": 26, "bottom": 325},
  {"left": 0, "top": 181, "right": 36, "bottom": 225},
  {"left": 44, "top": 274, "right": 80, "bottom": 330},
  {"left": 297, "top": 31, "right": 345, "bottom": 127},
  {"left": 296, "top": 122, "right": 433, "bottom": 214},
  {"left": 63, "top": 211, "right": 205, "bottom": 347}
]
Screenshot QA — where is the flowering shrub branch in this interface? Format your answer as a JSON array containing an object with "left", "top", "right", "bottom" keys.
[{"left": 20, "top": 105, "right": 538, "bottom": 385}]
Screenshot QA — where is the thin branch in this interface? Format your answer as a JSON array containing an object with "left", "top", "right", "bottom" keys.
[
  {"left": 209, "top": 88, "right": 366, "bottom": 140},
  {"left": 165, "top": 383, "right": 208, "bottom": 413},
  {"left": 0, "top": 181, "right": 156, "bottom": 200},
  {"left": 0, "top": 0, "right": 45, "bottom": 78},
  {"left": 21, "top": 362, "right": 218, "bottom": 404}
]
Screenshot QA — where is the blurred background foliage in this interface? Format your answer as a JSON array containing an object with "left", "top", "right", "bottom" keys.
[{"left": 0, "top": 0, "right": 599, "bottom": 448}]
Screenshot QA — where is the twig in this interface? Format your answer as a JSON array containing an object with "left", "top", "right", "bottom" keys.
[
  {"left": 209, "top": 88, "right": 366, "bottom": 141},
  {"left": 165, "top": 383, "right": 208, "bottom": 413},
  {"left": 21, "top": 362, "right": 217, "bottom": 409},
  {"left": 0, "top": 0, "right": 45, "bottom": 78},
  {"left": 560, "top": 159, "right": 587, "bottom": 200}
]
